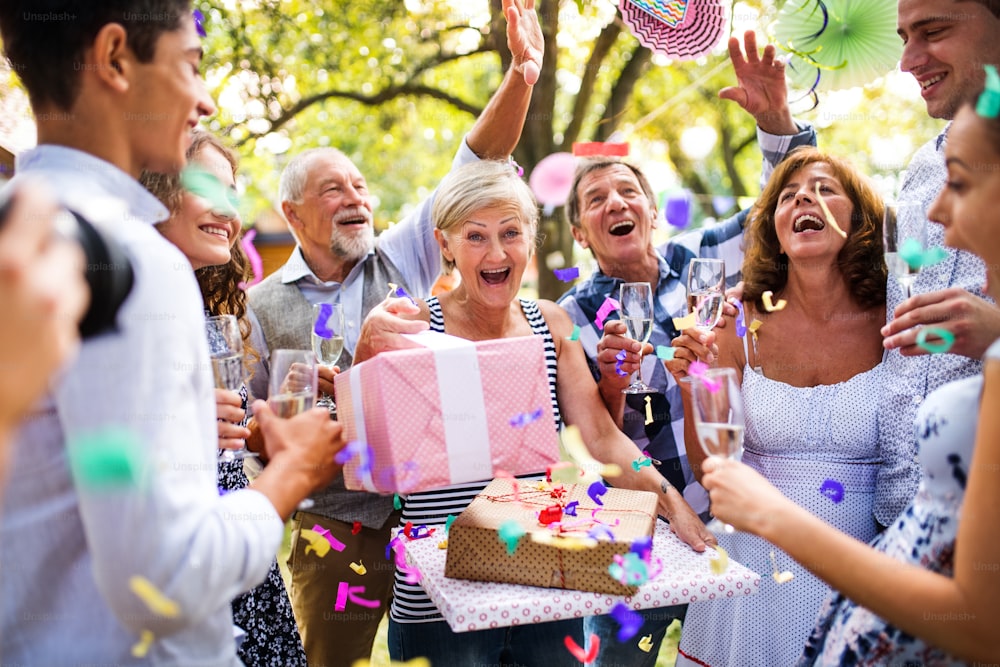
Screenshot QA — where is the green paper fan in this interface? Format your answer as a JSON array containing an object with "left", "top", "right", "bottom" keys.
[{"left": 773, "top": 0, "right": 902, "bottom": 92}]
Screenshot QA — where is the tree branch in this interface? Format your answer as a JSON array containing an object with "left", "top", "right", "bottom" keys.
[
  {"left": 563, "top": 20, "right": 622, "bottom": 147},
  {"left": 595, "top": 43, "right": 652, "bottom": 141}
]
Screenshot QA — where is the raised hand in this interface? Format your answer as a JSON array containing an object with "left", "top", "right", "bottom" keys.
[
  {"left": 719, "top": 31, "right": 797, "bottom": 135},
  {"left": 504, "top": 0, "right": 543, "bottom": 85}
]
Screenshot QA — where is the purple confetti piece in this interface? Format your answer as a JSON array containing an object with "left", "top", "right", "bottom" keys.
[
  {"left": 587, "top": 524, "right": 616, "bottom": 540},
  {"left": 630, "top": 536, "right": 653, "bottom": 561},
  {"left": 314, "top": 303, "right": 335, "bottom": 339},
  {"left": 587, "top": 480, "right": 607, "bottom": 506},
  {"left": 391, "top": 283, "right": 418, "bottom": 306},
  {"left": 509, "top": 407, "right": 545, "bottom": 428},
  {"left": 614, "top": 349, "right": 629, "bottom": 377},
  {"left": 553, "top": 267, "right": 580, "bottom": 282},
  {"left": 734, "top": 300, "right": 747, "bottom": 337},
  {"left": 610, "top": 603, "right": 644, "bottom": 641},
  {"left": 193, "top": 9, "right": 207, "bottom": 38},
  {"left": 819, "top": 479, "right": 844, "bottom": 503},
  {"left": 564, "top": 500, "right": 579, "bottom": 517}
]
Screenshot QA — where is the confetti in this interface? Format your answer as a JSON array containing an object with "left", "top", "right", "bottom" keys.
[
  {"left": 567, "top": 324, "right": 581, "bottom": 341},
  {"left": 66, "top": 428, "right": 144, "bottom": 489},
  {"left": 762, "top": 291, "right": 787, "bottom": 312},
  {"left": 561, "top": 425, "right": 623, "bottom": 478},
  {"left": 238, "top": 228, "right": 263, "bottom": 289},
  {"left": 572, "top": 141, "right": 629, "bottom": 156},
  {"left": 588, "top": 524, "right": 616, "bottom": 541},
  {"left": 129, "top": 576, "right": 181, "bottom": 618},
  {"left": 631, "top": 456, "right": 653, "bottom": 472},
  {"left": 610, "top": 602, "right": 644, "bottom": 641},
  {"left": 748, "top": 318, "right": 763, "bottom": 340},
  {"left": 638, "top": 634, "right": 654, "bottom": 653},
  {"left": 313, "top": 302, "right": 335, "bottom": 339},
  {"left": 498, "top": 520, "right": 526, "bottom": 554},
  {"left": 709, "top": 545, "right": 729, "bottom": 575},
  {"left": 390, "top": 537, "right": 422, "bottom": 584},
  {"left": 352, "top": 660, "right": 430, "bottom": 667},
  {"left": 301, "top": 529, "right": 332, "bottom": 558},
  {"left": 445, "top": 514, "right": 457, "bottom": 533},
  {"left": 192, "top": 8, "right": 207, "bottom": 37},
  {"left": 898, "top": 238, "right": 948, "bottom": 271},
  {"left": 587, "top": 480, "right": 608, "bottom": 506},
  {"left": 538, "top": 505, "right": 563, "bottom": 525},
  {"left": 180, "top": 164, "right": 239, "bottom": 217},
  {"left": 352, "top": 521, "right": 362, "bottom": 535},
  {"left": 312, "top": 524, "right": 346, "bottom": 552},
  {"left": 915, "top": 327, "right": 956, "bottom": 355},
  {"left": 438, "top": 539, "right": 448, "bottom": 549},
  {"left": 672, "top": 312, "right": 698, "bottom": 330},
  {"left": 509, "top": 407, "right": 545, "bottom": 428},
  {"left": 614, "top": 349, "right": 629, "bottom": 377},
  {"left": 770, "top": 550, "right": 795, "bottom": 584},
  {"left": 387, "top": 282, "right": 418, "bottom": 306},
  {"left": 564, "top": 500, "right": 579, "bottom": 517},
  {"left": 819, "top": 479, "right": 845, "bottom": 503},
  {"left": 131, "top": 630, "right": 155, "bottom": 658},
  {"left": 630, "top": 536, "right": 653, "bottom": 561},
  {"left": 734, "top": 300, "right": 748, "bottom": 337},
  {"left": 553, "top": 267, "right": 580, "bottom": 282},
  {"left": 350, "top": 560, "right": 367, "bottom": 575},
  {"left": 595, "top": 297, "right": 621, "bottom": 330},
  {"left": 814, "top": 182, "right": 848, "bottom": 238},
  {"left": 609, "top": 552, "right": 650, "bottom": 586},
  {"left": 334, "top": 581, "right": 381, "bottom": 611},
  {"left": 564, "top": 634, "right": 600, "bottom": 663},
  {"left": 643, "top": 395, "right": 654, "bottom": 425},
  {"left": 655, "top": 345, "right": 675, "bottom": 360},
  {"left": 393, "top": 494, "right": 402, "bottom": 510}
]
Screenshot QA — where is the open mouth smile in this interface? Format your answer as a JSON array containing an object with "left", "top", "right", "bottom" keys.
[
  {"left": 480, "top": 267, "right": 511, "bottom": 285},
  {"left": 609, "top": 221, "right": 635, "bottom": 236}
]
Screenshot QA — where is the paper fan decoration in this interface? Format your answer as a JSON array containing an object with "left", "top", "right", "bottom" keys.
[
  {"left": 773, "top": 0, "right": 902, "bottom": 93},
  {"left": 619, "top": 0, "right": 728, "bottom": 61}
]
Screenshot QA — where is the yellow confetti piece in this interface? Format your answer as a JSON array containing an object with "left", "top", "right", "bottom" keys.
[
  {"left": 529, "top": 531, "right": 598, "bottom": 550},
  {"left": 644, "top": 395, "right": 654, "bottom": 425},
  {"left": 748, "top": 319, "right": 763, "bottom": 335},
  {"left": 300, "top": 528, "right": 332, "bottom": 558},
  {"left": 769, "top": 550, "right": 794, "bottom": 584},
  {"left": 709, "top": 545, "right": 729, "bottom": 574},
  {"left": 131, "top": 629, "right": 155, "bottom": 658},
  {"left": 350, "top": 560, "right": 367, "bottom": 575},
  {"left": 561, "top": 425, "right": 622, "bottom": 479},
  {"left": 638, "top": 634, "right": 654, "bottom": 653},
  {"left": 672, "top": 312, "right": 698, "bottom": 330},
  {"left": 129, "top": 576, "right": 180, "bottom": 618},
  {"left": 815, "top": 182, "right": 848, "bottom": 238},
  {"left": 438, "top": 539, "right": 448, "bottom": 549},
  {"left": 761, "top": 291, "right": 786, "bottom": 312},
  {"left": 351, "top": 658, "right": 432, "bottom": 667}
]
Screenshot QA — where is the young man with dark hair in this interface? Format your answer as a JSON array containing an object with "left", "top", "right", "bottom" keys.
[{"left": 0, "top": 3, "right": 346, "bottom": 663}]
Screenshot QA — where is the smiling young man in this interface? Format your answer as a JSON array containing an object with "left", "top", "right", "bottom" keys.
[
  {"left": 0, "top": 2, "right": 346, "bottom": 663},
  {"left": 245, "top": 2, "right": 544, "bottom": 664}
]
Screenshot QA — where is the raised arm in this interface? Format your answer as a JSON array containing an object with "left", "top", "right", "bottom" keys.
[
  {"left": 720, "top": 31, "right": 798, "bottom": 135},
  {"left": 464, "top": 0, "right": 542, "bottom": 159}
]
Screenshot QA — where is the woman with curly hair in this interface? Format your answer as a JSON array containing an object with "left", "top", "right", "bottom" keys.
[
  {"left": 668, "top": 146, "right": 889, "bottom": 667},
  {"left": 142, "top": 133, "right": 307, "bottom": 667}
]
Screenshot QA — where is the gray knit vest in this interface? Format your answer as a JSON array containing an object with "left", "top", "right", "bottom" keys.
[{"left": 248, "top": 244, "right": 408, "bottom": 528}]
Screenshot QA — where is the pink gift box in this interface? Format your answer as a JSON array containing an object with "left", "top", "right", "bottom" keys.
[{"left": 335, "top": 331, "right": 560, "bottom": 493}]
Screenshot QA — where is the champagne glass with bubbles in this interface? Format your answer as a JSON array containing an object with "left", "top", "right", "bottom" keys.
[
  {"left": 883, "top": 201, "right": 927, "bottom": 300},
  {"left": 312, "top": 303, "right": 344, "bottom": 411},
  {"left": 206, "top": 314, "right": 256, "bottom": 462},
  {"left": 268, "top": 350, "right": 318, "bottom": 418},
  {"left": 619, "top": 282, "right": 655, "bottom": 394},
  {"left": 687, "top": 258, "right": 725, "bottom": 332},
  {"left": 690, "top": 367, "right": 745, "bottom": 534}
]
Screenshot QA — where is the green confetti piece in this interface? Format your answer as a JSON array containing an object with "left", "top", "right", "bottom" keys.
[
  {"left": 566, "top": 324, "right": 581, "bottom": 341},
  {"left": 655, "top": 345, "right": 675, "bottom": 361},
  {"left": 497, "top": 520, "right": 526, "bottom": 554},
  {"left": 916, "top": 327, "right": 956, "bottom": 355},
  {"left": 66, "top": 428, "right": 144, "bottom": 488},
  {"left": 444, "top": 514, "right": 457, "bottom": 534},
  {"left": 393, "top": 494, "right": 402, "bottom": 510},
  {"left": 920, "top": 246, "right": 948, "bottom": 268},
  {"left": 180, "top": 165, "right": 239, "bottom": 217}
]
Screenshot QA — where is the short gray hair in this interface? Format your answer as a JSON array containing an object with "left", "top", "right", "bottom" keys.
[
  {"left": 277, "top": 147, "right": 350, "bottom": 211},
  {"left": 432, "top": 160, "right": 539, "bottom": 274}
]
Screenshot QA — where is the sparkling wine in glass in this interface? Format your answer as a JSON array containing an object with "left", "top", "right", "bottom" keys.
[
  {"left": 619, "top": 282, "right": 655, "bottom": 394},
  {"left": 268, "top": 349, "right": 318, "bottom": 418},
  {"left": 883, "top": 201, "right": 927, "bottom": 300},
  {"left": 690, "top": 367, "right": 744, "bottom": 534},
  {"left": 205, "top": 314, "right": 256, "bottom": 462},
  {"left": 687, "top": 258, "right": 725, "bottom": 332},
  {"left": 312, "top": 303, "right": 344, "bottom": 411}
]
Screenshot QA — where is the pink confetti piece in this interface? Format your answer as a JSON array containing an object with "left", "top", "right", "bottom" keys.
[
  {"left": 334, "top": 581, "right": 381, "bottom": 611},
  {"left": 595, "top": 297, "right": 621, "bottom": 330},
  {"left": 553, "top": 267, "right": 580, "bottom": 282},
  {"left": 390, "top": 537, "right": 422, "bottom": 584},
  {"left": 610, "top": 602, "right": 644, "bottom": 641},
  {"left": 237, "top": 229, "right": 263, "bottom": 290},
  {"left": 687, "top": 360, "right": 720, "bottom": 392},
  {"left": 587, "top": 480, "right": 607, "bottom": 506},
  {"left": 311, "top": 524, "right": 346, "bottom": 552},
  {"left": 495, "top": 470, "right": 523, "bottom": 505}
]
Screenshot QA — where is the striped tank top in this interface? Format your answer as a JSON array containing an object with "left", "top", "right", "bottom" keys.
[{"left": 389, "top": 297, "right": 562, "bottom": 623}]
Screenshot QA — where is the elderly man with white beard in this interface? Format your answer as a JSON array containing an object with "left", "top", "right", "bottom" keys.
[{"left": 245, "top": 2, "right": 542, "bottom": 664}]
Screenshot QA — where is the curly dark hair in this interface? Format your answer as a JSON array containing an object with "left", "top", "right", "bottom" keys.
[
  {"left": 743, "top": 146, "right": 887, "bottom": 312},
  {"left": 141, "top": 132, "right": 259, "bottom": 371}
]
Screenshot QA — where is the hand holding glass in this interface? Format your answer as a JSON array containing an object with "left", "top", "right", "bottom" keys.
[
  {"left": 619, "top": 282, "right": 655, "bottom": 394},
  {"left": 205, "top": 314, "right": 255, "bottom": 462},
  {"left": 883, "top": 202, "right": 927, "bottom": 300},
  {"left": 687, "top": 258, "right": 725, "bottom": 331},
  {"left": 268, "top": 349, "right": 318, "bottom": 418},
  {"left": 312, "top": 303, "right": 344, "bottom": 410},
  {"left": 690, "top": 367, "right": 744, "bottom": 534}
]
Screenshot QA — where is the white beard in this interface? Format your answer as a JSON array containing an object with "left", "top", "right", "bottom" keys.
[{"left": 330, "top": 224, "right": 375, "bottom": 262}]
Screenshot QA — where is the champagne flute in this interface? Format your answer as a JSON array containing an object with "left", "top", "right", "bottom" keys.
[
  {"left": 268, "top": 349, "right": 318, "bottom": 418},
  {"left": 619, "top": 282, "right": 655, "bottom": 394},
  {"left": 205, "top": 314, "right": 256, "bottom": 462},
  {"left": 312, "top": 303, "right": 344, "bottom": 411},
  {"left": 883, "top": 201, "right": 927, "bottom": 300},
  {"left": 687, "top": 258, "right": 725, "bottom": 332},
  {"left": 690, "top": 367, "right": 744, "bottom": 534}
]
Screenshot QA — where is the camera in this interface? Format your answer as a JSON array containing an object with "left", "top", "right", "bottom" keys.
[{"left": 0, "top": 188, "right": 134, "bottom": 339}]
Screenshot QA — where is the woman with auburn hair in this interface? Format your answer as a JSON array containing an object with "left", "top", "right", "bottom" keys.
[
  {"left": 668, "top": 146, "right": 889, "bottom": 667},
  {"left": 142, "top": 133, "right": 307, "bottom": 666}
]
